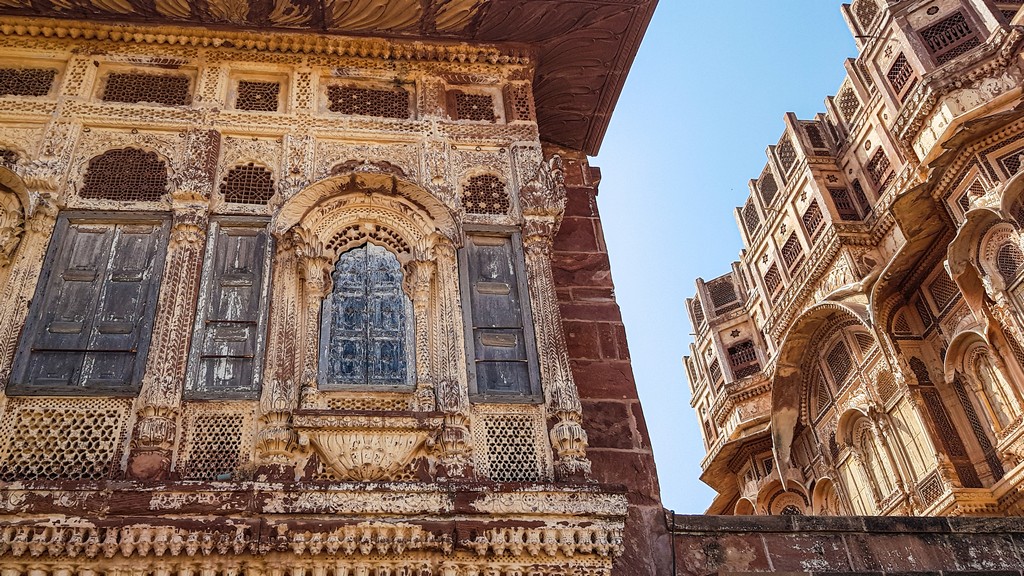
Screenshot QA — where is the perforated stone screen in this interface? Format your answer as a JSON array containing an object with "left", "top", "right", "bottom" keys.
[
  {"left": 854, "top": 0, "right": 879, "bottom": 30},
  {"left": 826, "top": 340, "right": 853, "bottom": 384},
  {"left": 178, "top": 407, "right": 254, "bottom": 481},
  {"left": 236, "top": 80, "right": 280, "bottom": 112},
  {"left": 887, "top": 53, "right": 913, "bottom": 95},
  {"left": 997, "top": 242, "right": 1023, "bottom": 284},
  {"left": 836, "top": 86, "right": 860, "bottom": 123},
  {"left": 866, "top": 148, "right": 891, "bottom": 185},
  {"left": 453, "top": 92, "right": 496, "bottom": 122},
  {"left": 776, "top": 136, "right": 797, "bottom": 173},
  {"left": 472, "top": 405, "right": 549, "bottom": 482},
  {"left": 758, "top": 170, "right": 779, "bottom": 205},
  {"left": 928, "top": 272, "right": 960, "bottom": 311},
  {"left": 802, "top": 200, "right": 823, "bottom": 237},
  {"left": 921, "top": 11, "right": 980, "bottom": 64},
  {"left": 742, "top": 199, "right": 760, "bottom": 234},
  {"left": 0, "top": 398, "right": 131, "bottom": 481},
  {"left": 914, "top": 297, "right": 933, "bottom": 329},
  {"left": 763, "top": 264, "right": 781, "bottom": 297},
  {"left": 102, "top": 72, "right": 191, "bottom": 106},
  {"left": 221, "top": 163, "right": 275, "bottom": 205},
  {"left": 0, "top": 67, "right": 56, "bottom": 97},
  {"left": 462, "top": 174, "right": 509, "bottom": 215},
  {"left": 327, "top": 85, "right": 409, "bottom": 119},
  {"left": 781, "top": 233, "right": 803, "bottom": 269},
  {"left": 80, "top": 148, "right": 168, "bottom": 202}
]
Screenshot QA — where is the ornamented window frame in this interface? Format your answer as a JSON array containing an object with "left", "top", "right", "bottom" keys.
[
  {"left": 230, "top": 73, "right": 287, "bottom": 113},
  {"left": 96, "top": 66, "right": 196, "bottom": 107}
]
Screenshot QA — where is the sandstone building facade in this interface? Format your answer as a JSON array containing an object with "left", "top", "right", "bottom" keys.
[
  {"left": 686, "top": 0, "right": 1024, "bottom": 517},
  {"left": 0, "top": 1, "right": 669, "bottom": 575}
]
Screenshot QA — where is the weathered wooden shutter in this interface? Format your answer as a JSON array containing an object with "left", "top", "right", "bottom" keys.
[
  {"left": 188, "top": 221, "right": 271, "bottom": 398},
  {"left": 461, "top": 233, "right": 540, "bottom": 399},
  {"left": 319, "top": 243, "right": 412, "bottom": 388},
  {"left": 12, "top": 215, "right": 168, "bottom": 393}
]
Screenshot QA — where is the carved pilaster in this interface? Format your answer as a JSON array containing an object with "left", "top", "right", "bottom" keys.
[
  {"left": 404, "top": 247, "right": 436, "bottom": 412},
  {"left": 431, "top": 237, "right": 473, "bottom": 477},
  {"left": 0, "top": 196, "right": 57, "bottom": 384},
  {"left": 295, "top": 227, "right": 333, "bottom": 409},
  {"left": 520, "top": 155, "right": 590, "bottom": 480},
  {"left": 128, "top": 195, "right": 208, "bottom": 481}
]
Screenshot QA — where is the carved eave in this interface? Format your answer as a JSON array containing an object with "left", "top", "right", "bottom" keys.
[{"left": 0, "top": 0, "right": 658, "bottom": 156}]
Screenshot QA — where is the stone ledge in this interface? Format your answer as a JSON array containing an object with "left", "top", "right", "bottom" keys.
[{"left": 667, "top": 513, "right": 1024, "bottom": 534}]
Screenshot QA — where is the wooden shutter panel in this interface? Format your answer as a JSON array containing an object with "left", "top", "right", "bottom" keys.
[
  {"left": 13, "top": 215, "right": 169, "bottom": 393},
  {"left": 189, "top": 221, "right": 270, "bottom": 398},
  {"left": 462, "top": 233, "right": 538, "bottom": 398}
]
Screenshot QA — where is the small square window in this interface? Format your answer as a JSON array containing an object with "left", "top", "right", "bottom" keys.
[{"left": 235, "top": 80, "right": 280, "bottom": 112}]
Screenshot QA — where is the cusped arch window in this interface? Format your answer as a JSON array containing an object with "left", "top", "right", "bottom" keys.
[
  {"left": 996, "top": 241, "right": 1024, "bottom": 286},
  {"left": 319, "top": 242, "right": 414, "bottom": 388}
]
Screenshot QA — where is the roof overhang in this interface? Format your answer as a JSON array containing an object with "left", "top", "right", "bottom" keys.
[{"left": 0, "top": 0, "right": 657, "bottom": 156}]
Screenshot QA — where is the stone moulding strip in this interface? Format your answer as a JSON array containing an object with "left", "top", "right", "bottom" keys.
[{"left": 0, "top": 17, "right": 534, "bottom": 65}]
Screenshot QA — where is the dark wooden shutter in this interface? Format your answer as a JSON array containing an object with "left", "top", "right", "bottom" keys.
[
  {"left": 12, "top": 215, "right": 168, "bottom": 394},
  {"left": 461, "top": 233, "right": 539, "bottom": 399},
  {"left": 188, "top": 221, "right": 271, "bottom": 398},
  {"left": 319, "top": 243, "right": 412, "bottom": 388}
]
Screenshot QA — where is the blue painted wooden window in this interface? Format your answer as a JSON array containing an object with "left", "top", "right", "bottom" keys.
[{"left": 319, "top": 243, "right": 413, "bottom": 388}]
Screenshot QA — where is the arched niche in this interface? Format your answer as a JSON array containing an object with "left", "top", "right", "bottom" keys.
[
  {"left": 770, "top": 300, "right": 872, "bottom": 482},
  {"left": 811, "top": 478, "right": 843, "bottom": 515}
]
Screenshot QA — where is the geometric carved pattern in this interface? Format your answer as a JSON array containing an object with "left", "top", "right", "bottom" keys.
[
  {"left": 708, "top": 358, "right": 722, "bottom": 383},
  {"left": 776, "top": 136, "right": 797, "bottom": 173},
  {"left": 177, "top": 405, "right": 254, "bottom": 481},
  {"left": 996, "top": 241, "right": 1023, "bottom": 285},
  {"left": 707, "top": 276, "right": 739, "bottom": 312},
  {"left": 0, "top": 397, "right": 131, "bottom": 481},
  {"left": 758, "top": 168, "right": 779, "bottom": 205},
  {"left": 454, "top": 92, "right": 496, "bottom": 122},
  {"left": 887, "top": 53, "right": 913, "bottom": 95},
  {"left": 998, "top": 148, "right": 1024, "bottom": 176},
  {"left": 952, "top": 374, "right": 1004, "bottom": 480},
  {"left": 80, "top": 148, "right": 168, "bottom": 202},
  {"left": 102, "top": 72, "right": 191, "bottom": 106},
  {"left": 825, "top": 340, "right": 853, "bottom": 384},
  {"left": 327, "top": 85, "right": 410, "bottom": 119},
  {"left": 235, "top": 80, "right": 280, "bottom": 112},
  {"left": 893, "top": 311, "right": 913, "bottom": 335},
  {"left": 853, "top": 0, "right": 879, "bottom": 30},
  {"left": 743, "top": 198, "right": 761, "bottom": 234},
  {"left": 0, "top": 67, "right": 56, "bottom": 97},
  {"left": 877, "top": 371, "right": 897, "bottom": 404},
  {"left": 462, "top": 174, "right": 510, "bottom": 215},
  {"left": 916, "top": 470, "right": 944, "bottom": 507},
  {"left": 915, "top": 297, "right": 934, "bottom": 329},
  {"left": 829, "top": 187, "right": 861, "bottom": 221},
  {"left": 781, "top": 233, "right": 803, "bottom": 269},
  {"left": 866, "top": 148, "right": 890, "bottom": 186},
  {"left": 325, "top": 395, "right": 412, "bottom": 411},
  {"left": 764, "top": 264, "right": 782, "bottom": 298},
  {"left": 325, "top": 223, "right": 410, "bottom": 256},
  {"left": 854, "top": 331, "right": 875, "bottom": 355},
  {"left": 802, "top": 200, "right": 823, "bottom": 237},
  {"left": 220, "top": 163, "right": 275, "bottom": 205},
  {"left": 921, "top": 11, "right": 980, "bottom": 65},
  {"left": 928, "top": 272, "right": 960, "bottom": 311},
  {"left": 836, "top": 86, "right": 860, "bottom": 122},
  {"left": 691, "top": 297, "right": 705, "bottom": 328},
  {"left": 472, "top": 405, "right": 549, "bottom": 482}
]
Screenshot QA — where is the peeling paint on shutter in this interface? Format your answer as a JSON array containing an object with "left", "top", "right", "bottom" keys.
[
  {"left": 12, "top": 214, "right": 169, "bottom": 394},
  {"left": 461, "top": 233, "right": 539, "bottom": 399},
  {"left": 187, "top": 220, "right": 272, "bottom": 398}
]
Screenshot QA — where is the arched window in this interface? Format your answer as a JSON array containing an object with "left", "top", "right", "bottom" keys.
[
  {"left": 996, "top": 242, "right": 1024, "bottom": 285},
  {"left": 80, "top": 148, "right": 167, "bottom": 202},
  {"left": 319, "top": 243, "right": 414, "bottom": 388}
]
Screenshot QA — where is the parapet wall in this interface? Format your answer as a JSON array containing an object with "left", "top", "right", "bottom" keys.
[{"left": 669, "top": 513, "right": 1024, "bottom": 575}]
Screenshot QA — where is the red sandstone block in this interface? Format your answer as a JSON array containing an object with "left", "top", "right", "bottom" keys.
[
  {"left": 564, "top": 321, "right": 603, "bottom": 360},
  {"left": 672, "top": 533, "right": 771, "bottom": 576},
  {"left": 554, "top": 217, "right": 600, "bottom": 253},
  {"left": 570, "top": 287, "right": 616, "bottom": 302},
  {"left": 630, "top": 401, "right": 652, "bottom": 450},
  {"left": 597, "top": 322, "right": 619, "bottom": 359},
  {"left": 551, "top": 253, "right": 613, "bottom": 288},
  {"left": 845, "top": 533, "right": 956, "bottom": 572},
  {"left": 762, "top": 533, "right": 852, "bottom": 572},
  {"left": 587, "top": 450, "right": 662, "bottom": 504},
  {"left": 592, "top": 217, "right": 608, "bottom": 253},
  {"left": 615, "top": 505, "right": 673, "bottom": 576},
  {"left": 559, "top": 302, "right": 623, "bottom": 322},
  {"left": 581, "top": 399, "right": 633, "bottom": 449},
  {"left": 570, "top": 359, "right": 639, "bottom": 399},
  {"left": 614, "top": 323, "right": 631, "bottom": 360},
  {"left": 564, "top": 189, "right": 597, "bottom": 218}
]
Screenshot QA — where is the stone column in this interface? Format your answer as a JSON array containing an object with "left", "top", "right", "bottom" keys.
[
  {"left": 431, "top": 236, "right": 473, "bottom": 477},
  {"left": 255, "top": 233, "right": 301, "bottom": 476},
  {"left": 295, "top": 228, "right": 333, "bottom": 409},
  {"left": 128, "top": 194, "right": 208, "bottom": 481},
  {"left": 403, "top": 244, "right": 436, "bottom": 412},
  {"left": 520, "top": 155, "right": 590, "bottom": 480}
]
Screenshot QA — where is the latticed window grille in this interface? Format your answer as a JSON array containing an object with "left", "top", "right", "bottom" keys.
[
  {"left": 781, "top": 233, "right": 804, "bottom": 270},
  {"left": 952, "top": 374, "right": 1005, "bottom": 480},
  {"left": 702, "top": 419, "right": 715, "bottom": 441},
  {"left": 814, "top": 377, "right": 831, "bottom": 422},
  {"left": 1006, "top": 333, "right": 1024, "bottom": 373},
  {"left": 453, "top": 92, "right": 496, "bottom": 122},
  {"left": 854, "top": 332, "right": 875, "bottom": 355},
  {"left": 997, "top": 242, "right": 1024, "bottom": 284},
  {"left": 327, "top": 85, "right": 410, "bottom": 119},
  {"left": 758, "top": 169, "right": 779, "bottom": 205},
  {"left": 829, "top": 187, "right": 861, "bottom": 221},
  {"left": 1003, "top": 9, "right": 1019, "bottom": 21},
  {"left": 887, "top": 53, "right": 914, "bottom": 96},
  {"left": 866, "top": 148, "right": 891, "bottom": 185},
  {"left": 727, "top": 340, "right": 760, "bottom": 379},
  {"left": 708, "top": 358, "right": 722, "bottom": 383},
  {"left": 836, "top": 86, "right": 861, "bottom": 123},
  {"left": 763, "top": 264, "right": 782, "bottom": 298},
  {"left": 998, "top": 148, "right": 1024, "bottom": 176},
  {"left": 853, "top": 0, "right": 879, "bottom": 30},
  {"left": 235, "top": 80, "right": 280, "bottom": 111},
  {"left": 929, "top": 272, "right": 960, "bottom": 311},
  {"left": 462, "top": 174, "right": 510, "bottom": 215},
  {"left": 742, "top": 199, "right": 761, "bottom": 234},
  {"left": 893, "top": 311, "right": 913, "bottom": 335},
  {"left": 707, "top": 276, "right": 739, "bottom": 312},
  {"left": 1012, "top": 200, "right": 1024, "bottom": 228},
  {"left": 921, "top": 11, "right": 980, "bottom": 65},
  {"left": 102, "top": 72, "right": 191, "bottom": 106},
  {"left": 220, "top": 163, "right": 275, "bottom": 205},
  {"left": 804, "top": 122, "right": 827, "bottom": 150},
  {"left": 776, "top": 136, "right": 797, "bottom": 173},
  {"left": 179, "top": 412, "right": 247, "bottom": 481},
  {"left": 475, "top": 410, "right": 546, "bottom": 482},
  {"left": 852, "top": 179, "right": 869, "bottom": 209},
  {"left": 80, "top": 148, "right": 167, "bottom": 202},
  {"left": 691, "top": 298, "right": 706, "bottom": 329},
  {"left": 877, "top": 371, "right": 898, "bottom": 404},
  {"left": 826, "top": 340, "right": 853, "bottom": 384},
  {"left": 0, "top": 67, "right": 56, "bottom": 97},
  {"left": 802, "top": 200, "right": 823, "bottom": 238},
  {"left": 914, "top": 297, "right": 933, "bottom": 329}
]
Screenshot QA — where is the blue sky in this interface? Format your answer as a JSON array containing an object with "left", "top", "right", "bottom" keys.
[{"left": 592, "top": 2, "right": 859, "bottom": 513}]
